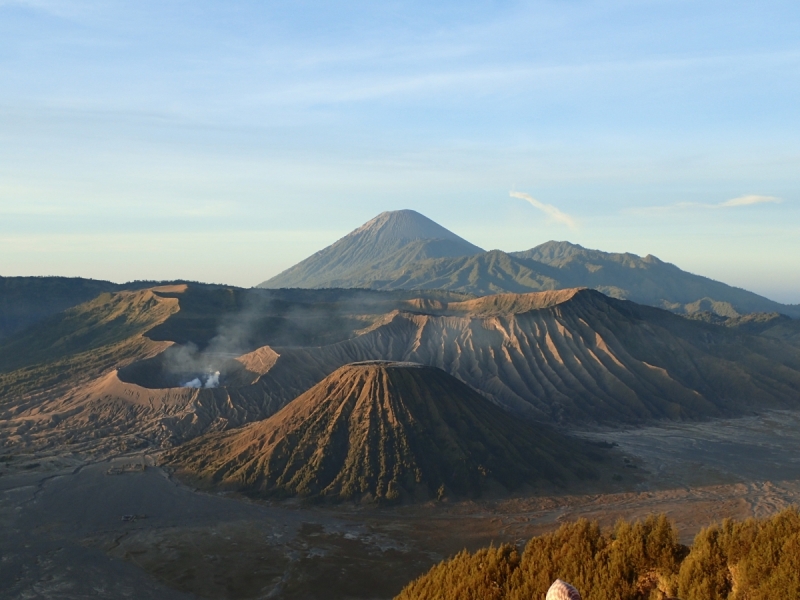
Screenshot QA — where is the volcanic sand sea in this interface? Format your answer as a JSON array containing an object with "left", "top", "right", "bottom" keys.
[{"left": 2, "top": 410, "right": 800, "bottom": 599}]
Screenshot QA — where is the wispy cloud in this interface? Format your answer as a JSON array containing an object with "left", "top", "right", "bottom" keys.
[
  {"left": 510, "top": 191, "right": 577, "bottom": 229},
  {"left": 718, "top": 195, "right": 781, "bottom": 208},
  {"left": 239, "top": 48, "right": 800, "bottom": 109},
  {"left": 629, "top": 195, "right": 782, "bottom": 215}
]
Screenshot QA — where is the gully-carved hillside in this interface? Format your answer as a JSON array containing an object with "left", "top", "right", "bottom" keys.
[
  {"left": 3, "top": 285, "right": 800, "bottom": 454},
  {"left": 246, "top": 288, "right": 800, "bottom": 424},
  {"left": 167, "top": 362, "right": 609, "bottom": 503}
]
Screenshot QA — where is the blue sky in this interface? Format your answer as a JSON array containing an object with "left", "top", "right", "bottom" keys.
[{"left": 1, "top": 1, "right": 799, "bottom": 302}]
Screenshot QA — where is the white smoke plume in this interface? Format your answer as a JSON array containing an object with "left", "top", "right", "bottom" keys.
[
  {"left": 165, "top": 288, "right": 424, "bottom": 390},
  {"left": 167, "top": 290, "right": 270, "bottom": 389},
  {"left": 181, "top": 371, "right": 220, "bottom": 389},
  {"left": 510, "top": 191, "right": 577, "bottom": 229},
  {"left": 204, "top": 371, "right": 220, "bottom": 388}
]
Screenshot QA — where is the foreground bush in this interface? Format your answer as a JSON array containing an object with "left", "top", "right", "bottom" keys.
[
  {"left": 677, "top": 507, "right": 800, "bottom": 599},
  {"left": 397, "top": 508, "right": 800, "bottom": 600}
]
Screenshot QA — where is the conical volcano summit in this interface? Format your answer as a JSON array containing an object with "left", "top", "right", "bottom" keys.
[
  {"left": 167, "top": 361, "right": 606, "bottom": 503},
  {"left": 260, "top": 209, "right": 484, "bottom": 289}
]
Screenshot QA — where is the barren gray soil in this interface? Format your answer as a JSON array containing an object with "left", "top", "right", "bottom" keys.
[
  {"left": 578, "top": 410, "right": 800, "bottom": 489},
  {"left": 2, "top": 410, "right": 800, "bottom": 599}
]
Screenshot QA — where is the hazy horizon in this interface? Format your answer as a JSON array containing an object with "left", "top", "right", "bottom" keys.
[{"left": 2, "top": 1, "right": 798, "bottom": 302}]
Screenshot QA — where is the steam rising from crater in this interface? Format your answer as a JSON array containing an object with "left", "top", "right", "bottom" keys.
[
  {"left": 164, "top": 291, "right": 268, "bottom": 389},
  {"left": 182, "top": 371, "right": 220, "bottom": 389}
]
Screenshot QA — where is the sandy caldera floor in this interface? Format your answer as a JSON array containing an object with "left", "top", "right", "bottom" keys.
[{"left": 2, "top": 410, "right": 800, "bottom": 600}]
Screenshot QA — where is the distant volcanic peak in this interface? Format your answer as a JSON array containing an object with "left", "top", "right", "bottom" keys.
[
  {"left": 257, "top": 209, "right": 798, "bottom": 318},
  {"left": 169, "top": 361, "right": 599, "bottom": 503},
  {"left": 258, "top": 209, "right": 484, "bottom": 289},
  {"left": 351, "top": 209, "right": 479, "bottom": 246},
  {"left": 346, "top": 359, "right": 425, "bottom": 369}
]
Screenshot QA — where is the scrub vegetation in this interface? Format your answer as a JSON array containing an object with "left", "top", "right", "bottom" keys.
[{"left": 396, "top": 509, "right": 800, "bottom": 600}]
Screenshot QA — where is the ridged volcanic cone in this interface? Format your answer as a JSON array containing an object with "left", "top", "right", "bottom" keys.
[{"left": 167, "top": 361, "right": 603, "bottom": 502}]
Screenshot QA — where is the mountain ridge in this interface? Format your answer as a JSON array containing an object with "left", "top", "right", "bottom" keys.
[
  {"left": 241, "top": 287, "right": 800, "bottom": 425},
  {"left": 4, "top": 284, "right": 800, "bottom": 455},
  {"left": 257, "top": 211, "right": 800, "bottom": 318},
  {"left": 0, "top": 276, "right": 238, "bottom": 342}
]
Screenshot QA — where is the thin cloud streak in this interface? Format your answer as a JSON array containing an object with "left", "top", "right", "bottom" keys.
[
  {"left": 719, "top": 195, "right": 781, "bottom": 207},
  {"left": 510, "top": 191, "right": 577, "bottom": 229},
  {"left": 238, "top": 49, "right": 800, "bottom": 109},
  {"left": 629, "top": 195, "right": 782, "bottom": 215}
]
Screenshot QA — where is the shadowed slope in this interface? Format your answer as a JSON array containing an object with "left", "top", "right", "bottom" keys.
[
  {"left": 688, "top": 310, "right": 800, "bottom": 348},
  {"left": 365, "top": 249, "right": 559, "bottom": 295},
  {"left": 168, "top": 362, "right": 603, "bottom": 502},
  {"left": 0, "top": 286, "right": 185, "bottom": 408},
  {"left": 0, "top": 276, "right": 121, "bottom": 340},
  {"left": 0, "top": 276, "right": 229, "bottom": 341},
  {"left": 0, "top": 286, "right": 186, "bottom": 376},
  {"left": 0, "top": 285, "right": 473, "bottom": 453}
]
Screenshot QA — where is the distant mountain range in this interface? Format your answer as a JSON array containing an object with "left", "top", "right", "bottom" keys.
[
  {"left": 259, "top": 210, "right": 800, "bottom": 318},
  {"left": 3, "top": 210, "right": 795, "bottom": 345}
]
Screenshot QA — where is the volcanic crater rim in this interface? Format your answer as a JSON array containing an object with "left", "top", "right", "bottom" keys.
[{"left": 345, "top": 360, "right": 427, "bottom": 369}]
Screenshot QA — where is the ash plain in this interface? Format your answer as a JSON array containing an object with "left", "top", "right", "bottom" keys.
[{"left": 2, "top": 409, "right": 800, "bottom": 600}]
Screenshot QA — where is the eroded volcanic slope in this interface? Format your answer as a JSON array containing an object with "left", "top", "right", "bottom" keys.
[
  {"left": 167, "top": 362, "right": 604, "bottom": 503},
  {"left": 0, "top": 285, "right": 472, "bottom": 452},
  {"left": 251, "top": 288, "right": 800, "bottom": 424},
  {"left": 5, "top": 284, "right": 800, "bottom": 455}
]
